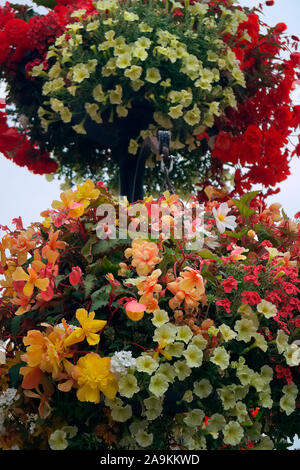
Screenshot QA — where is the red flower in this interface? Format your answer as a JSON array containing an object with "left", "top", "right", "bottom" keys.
[
  {"left": 221, "top": 276, "right": 238, "bottom": 293},
  {"left": 216, "top": 298, "right": 231, "bottom": 313},
  {"left": 241, "top": 291, "right": 261, "bottom": 305}
]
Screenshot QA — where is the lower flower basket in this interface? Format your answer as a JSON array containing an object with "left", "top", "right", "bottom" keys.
[{"left": 0, "top": 180, "right": 299, "bottom": 450}]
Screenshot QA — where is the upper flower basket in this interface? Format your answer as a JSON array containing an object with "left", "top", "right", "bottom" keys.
[{"left": 0, "top": 0, "right": 299, "bottom": 200}]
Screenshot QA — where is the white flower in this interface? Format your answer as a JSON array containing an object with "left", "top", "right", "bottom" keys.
[
  {"left": 48, "top": 430, "right": 68, "bottom": 450},
  {"left": 165, "top": 342, "right": 185, "bottom": 358},
  {"left": 149, "top": 373, "right": 169, "bottom": 397},
  {"left": 153, "top": 323, "right": 177, "bottom": 345},
  {"left": 210, "top": 347, "right": 230, "bottom": 370},
  {"left": 276, "top": 330, "right": 289, "bottom": 354},
  {"left": 223, "top": 421, "right": 244, "bottom": 446},
  {"left": 157, "top": 363, "right": 176, "bottom": 383},
  {"left": 258, "top": 391, "right": 273, "bottom": 409},
  {"left": 183, "top": 409, "right": 205, "bottom": 428},
  {"left": 136, "top": 355, "right": 159, "bottom": 375},
  {"left": 183, "top": 345, "right": 203, "bottom": 368},
  {"left": 111, "top": 405, "right": 132, "bottom": 422},
  {"left": 190, "top": 334, "right": 207, "bottom": 350},
  {"left": 257, "top": 300, "right": 277, "bottom": 319},
  {"left": 280, "top": 394, "right": 296, "bottom": 416},
  {"left": 206, "top": 413, "right": 226, "bottom": 433},
  {"left": 110, "top": 351, "right": 136, "bottom": 375},
  {"left": 0, "top": 388, "right": 19, "bottom": 407},
  {"left": 284, "top": 344, "right": 300, "bottom": 367},
  {"left": 253, "top": 333, "right": 268, "bottom": 352},
  {"left": 135, "top": 430, "right": 153, "bottom": 448},
  {"left": 174, "top": 360, "right": 192, "bottom": 381},
  {"left": 118, "top": 373, "right": 139, "bottom": 398},
  {"left": 217, "top": 387, "right": 236, "bottom": 410},
  {"left": 219, "top": 324, "right": 237, "bottom": 342},
  {"left": 176, "top": 325, "right": 193, "bottom": 344},
  {"left": 193, "top": 379, "right": 212, "bottom": 399},
  {"left": 234, "top": 319, "right": 257, "bottom": 343},
  {"left": 212, "top": 203, "right": 237, "bottom": 234},
  {"left": 152, "top": 309, "right": 169, "bottom": 327}
]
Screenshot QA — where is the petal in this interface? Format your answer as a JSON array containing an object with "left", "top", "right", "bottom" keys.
[
  {"left": 64, "top": 328, "right": 85, "bottom": 347},
  {"left": 76, "top": 308, "right": 88, "bottom": 326},
  {"left": 12, "top": 267, "right": 29, "bottom": 282},
  {"left": 23, "top": 281, "right": 34, "bottom": 298},
  {"left": 86, "top": 332, "right": 100, "bottom": 346},
  {"left": 35, "top": 278, "right": 50, "bottom": 292}
]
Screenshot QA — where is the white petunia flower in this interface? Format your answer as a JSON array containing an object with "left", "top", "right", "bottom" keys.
[{"left": 223, "top": 421, "right": 244, "bottom": 446}]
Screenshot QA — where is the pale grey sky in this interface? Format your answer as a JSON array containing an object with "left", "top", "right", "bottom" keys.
[{"left": 0, "top": 0, "right": 299, "bottom": 228}]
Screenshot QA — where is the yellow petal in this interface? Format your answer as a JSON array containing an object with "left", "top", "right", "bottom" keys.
[{"left": 12, "top": 267, "right": 29, "bottom": 282}]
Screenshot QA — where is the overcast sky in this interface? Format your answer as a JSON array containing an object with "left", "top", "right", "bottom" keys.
[{"left": 0, "top": 0, "right": 299, "bottom": 229}]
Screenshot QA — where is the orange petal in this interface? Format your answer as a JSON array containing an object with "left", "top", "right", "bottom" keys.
[{"left": 21, "top": 366, "right": 43, "bottom": 389}]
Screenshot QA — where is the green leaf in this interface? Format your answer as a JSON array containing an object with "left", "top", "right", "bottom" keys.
[
  {"left": 92, "top": 238, "right": 128, "bottom": 256},
  {"left": 84, "top": 274, "right": 97, "bottom": 298},
  {"left": 224, "top": 227, "right": 248, "bottom": 239},
  {"left": 240, "top": 191, "right": 261, "bottom": 207},
  {"left": 198, "top": 249, "right": 218, "bottom": 260},
  {"left": 11, "top": 315, "right": 22, "bottom": 336},
  {"left": 100, "top": 256, "right": 119, "bottom": 276},
  {"left": 232, "top": 191, "right": 260, "bottom": 219},
  {"left": 232, "top": 200, "right": 255, "bottom": 218},
  {"left": 90, "top": 285, "right": 111, "bottom": 311},
  {"left": 9, "top": 363, "right": 24, "bottom": 388}
]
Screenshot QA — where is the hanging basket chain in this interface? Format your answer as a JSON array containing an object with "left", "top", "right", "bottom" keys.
[{"left": 158, "top": 130, "right": 176, "bottom": 195}]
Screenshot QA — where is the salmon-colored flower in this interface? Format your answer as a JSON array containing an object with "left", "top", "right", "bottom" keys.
[
  {"left": 178, "top": 267, "right": 205, "bottom": 295},
  {"left": 12, "top": 265, "right": 49, "bottom": 298},
  {"left": 3, "top": 228, "right": 37, "bottom": 266},
  {"left": 130, "top": 269, "right": 162, "bottom": 312},
  {"left": 64, "top": 308, "right": 107, "bottom": 347},
  {"left": 125, "top": 240, "right": 162, "bottom": 276},
  {"left": 167, "top": 278, "right": 204, "bottom": 312},
  {"left": 42, "top": 230, "right": 67, "bottom": 264},
  {"left": 72, "top": 353, "right": 118, "bottom": 403},
  {"left": 21, "top": 326, "right": 72, "bottom": 380},
  {"left": 52, "top": 189, "right": 85, "bottom": 218}
]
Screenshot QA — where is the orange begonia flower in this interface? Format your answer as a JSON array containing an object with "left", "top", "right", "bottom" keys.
[
  {"left": 22, "top": 326, "right": 72, "bottom": 380},
  {"left": 12, "top": 265, "right": 49, "bottom": 298},
  {"left": 12, "top": 266, "right": 49, "bottom": 298},
  {"left": 64, "top": 308, "right": 107, "bottom": 347},
  {"left": 42, "top": 230, "right": 67, "bottom": 264},
  {"left": 167, "top": 278, "right": 203, "bottom": 312},
  {"left": 179, "top": 267, "right": 205, "bottom": 296},
  {"left": 125, "top": 239, "right": 162, "bottom": 276}
]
